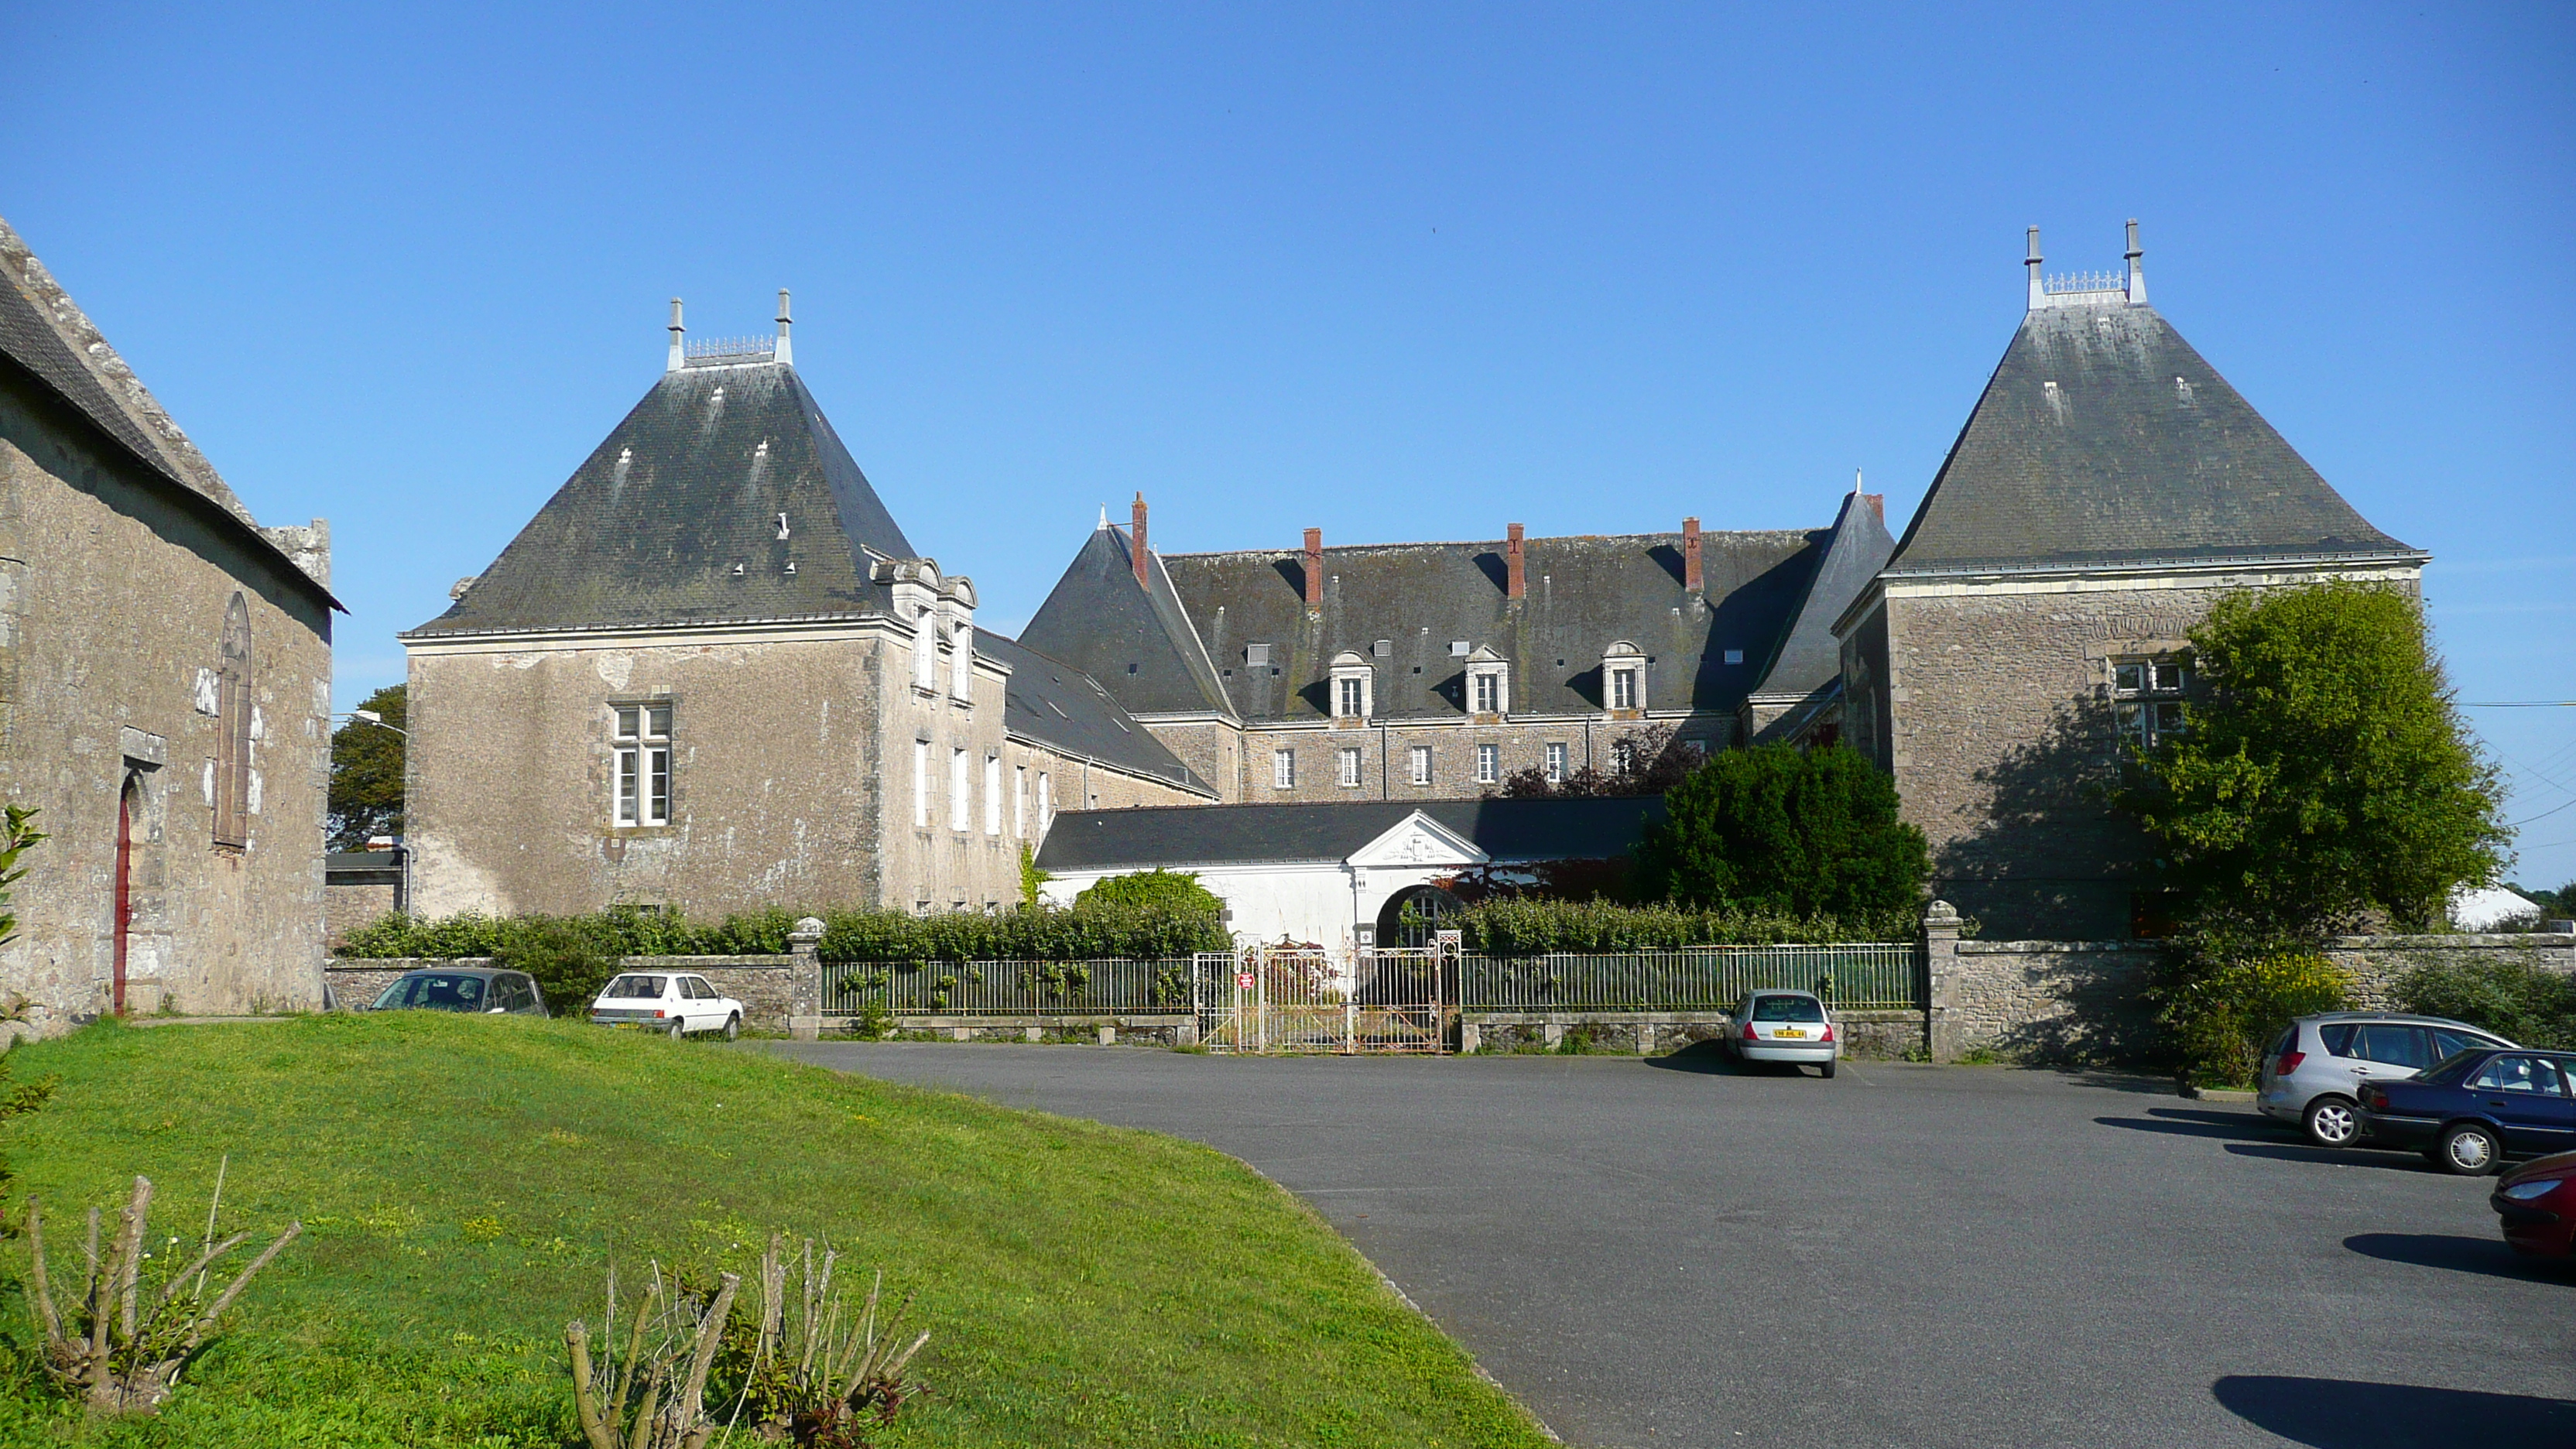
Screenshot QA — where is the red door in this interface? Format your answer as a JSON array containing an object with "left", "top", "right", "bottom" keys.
[{"left": 112, "top": 783, "right": 133, "bottom": 1015}]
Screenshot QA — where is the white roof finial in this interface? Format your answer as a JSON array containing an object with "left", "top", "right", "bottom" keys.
[
  {"left": 2024, "top": 227, "right": 2044, "bottom": 313},
  {"left": 2124, "top": 218, "right": 2147, "bottom": 307},
  {"left": 1852, "top": 467, "right": 1862, "bottom": 495},
  {"left": 1098, "top": 505, "right": 1109, "bottom": 530},
  {"left": 667, "top": 297, "right": 686, "bottom": 372},
  {"left": 775, "top": 289, "right": 794, "bottom": 366}
]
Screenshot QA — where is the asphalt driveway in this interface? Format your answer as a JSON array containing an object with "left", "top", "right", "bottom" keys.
[{"left": 764, "top": 1041, "right": 2576, "bottom": 1448}]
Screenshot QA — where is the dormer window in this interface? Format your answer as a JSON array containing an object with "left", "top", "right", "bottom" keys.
[
  {"left": 912, "top": 611, "right": 938, "bottom": 693},
  {"left": 1463, "top": 645, "right": 1509, "bottom": 721},
  {"left": 1327, "top": 651, "right": 1374, "bottom": 722},
  {"left": 1603, "top": 641, "right": 1646, "bottom": 715}
]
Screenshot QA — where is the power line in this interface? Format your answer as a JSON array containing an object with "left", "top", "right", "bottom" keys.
[{"left": 2463, "top": 701, "right": 2576, "bottom": 707}]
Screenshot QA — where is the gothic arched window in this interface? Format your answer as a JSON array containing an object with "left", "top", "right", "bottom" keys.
[{"left": 214, "top": 594, "right": 251, "bottom": 846}]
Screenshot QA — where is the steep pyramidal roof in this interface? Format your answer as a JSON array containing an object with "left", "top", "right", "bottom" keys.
[
  {"left": 1749, "top": 489, "right": 1896, "bottom": 703},
  {"left": 1888, "top": 297, "right": 2414, "bottom": 576},
  {"left": 1019, "top": 523, "right": 1235, "bottom": 718},
  {"left": 409, "top": 356, "right": 919, "bottom": 636}
]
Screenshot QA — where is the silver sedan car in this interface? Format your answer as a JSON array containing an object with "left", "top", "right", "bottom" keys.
[{"left": 1725, "top": 989, "right": 1839, "bottom": 1079}]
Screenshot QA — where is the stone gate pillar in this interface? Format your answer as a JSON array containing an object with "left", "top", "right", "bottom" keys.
[
  {"left": 1923, "top": 899, "right": 1961, "bottom": 1064},
  {"left": 788, "top": 916, "right": 826, "bottom": 1040}
]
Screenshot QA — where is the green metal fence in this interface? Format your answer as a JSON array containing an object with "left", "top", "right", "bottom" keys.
[
  {"left": 1459, "top": 944, "right": 1923, "bottom": 1012},
  {"left": 822, "top": 957, "right": 1195, "bottom": 1016}
]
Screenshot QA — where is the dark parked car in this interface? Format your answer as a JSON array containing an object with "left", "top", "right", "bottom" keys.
[
  {"left": 2357, "top": 1047, "right": 2576, "bottom": 1175},
  {"left": 368, "top": 968, "right": 548, "bottom": 1016},
  {"left": 2492, "top": 1151, "right": 2576, "bottom": 1257}
]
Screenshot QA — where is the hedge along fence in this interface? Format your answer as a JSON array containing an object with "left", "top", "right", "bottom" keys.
[
  {"left": 336, "top": 902, "right": 1229, "bottom": 964},
  {"left": 1455, "top": 899, "right": 1938, "bottom": 957}
]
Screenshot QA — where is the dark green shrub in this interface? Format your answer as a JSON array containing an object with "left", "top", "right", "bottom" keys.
[
  {"left": 1632, "top": 744, "right": 1927, "bottom": 917},
  {"left": 1456, "top": 898, "right": 1925, "bottom": 955},
  {"left": 2393, "top": 956, "right": 2576, "bottom": 1050},
  {"left": 1074, "top": 869, "right": 1224, "bottom": 916},
  {"left": 491, "top": 919, "right": 615, "bottom": 1016},
  {"left": 339, "top": 900, "right": 1226, "bottom": 968}
]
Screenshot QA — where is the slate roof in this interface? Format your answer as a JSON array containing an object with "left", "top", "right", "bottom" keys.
[
  {"left": 1027, "top": 523, "right": 1849, "bottom": 724},
  {"left": 406, "top": 358, "right": 920, "bottom": 637},
  {"left": 1033, "top": 794, "right": 1668, "bottom": 872},
  {"left": 1747, "top": 490, "right": 1895, "bottom": 702},
  {"left": 0, "top": 216, "right": 337, "bottom": 608},
  {"left": 1886, "top": 300, "right": 2416, "bottom": 576},
  {"left": 978, "top": 629, "right": 1216, "bottom": 796},
  {"left": 1018, "top": 525, "right": 1235, "bottom": 718}
]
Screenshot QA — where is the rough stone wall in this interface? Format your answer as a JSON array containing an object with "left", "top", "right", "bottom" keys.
[
  {"left": 1942, "top": 932, "right": 2575, "bottom": 1064},
  {"left": 1948, "top": 940, "right": 2165, "bottom": 1064},
  {"left": 325, "top": 879, "right": 398, "bottom": 949},
  {"left": 409, "top": 627, "right": 922, "bottom": 917},
  {"left": 325, "top": 955, "right": 796, "bottom": 1028},
  {"left": 1131, "top": 718, "right": 1247, "bottom": 803},
  {"left": 0, "top": 390, "right": 331, "bottom": 1034},
  {"left": 1879, "top": 567, "right": 2420, "bottom": 940}
]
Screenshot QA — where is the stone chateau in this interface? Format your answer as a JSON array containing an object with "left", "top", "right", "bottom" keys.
[{"left": 402, "top": 222, "right": 2418, "bottom": 942}]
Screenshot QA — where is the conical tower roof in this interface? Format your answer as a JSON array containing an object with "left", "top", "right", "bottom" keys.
[
  {"left": 409, "top": 352, "right": 917, "bottom": 637},
  {"left": 1019, "top": 522, "right": 1234, "bottom": 718},
  {"left": 1887, "top": 296, "right": 2415, "bottom": 576}
]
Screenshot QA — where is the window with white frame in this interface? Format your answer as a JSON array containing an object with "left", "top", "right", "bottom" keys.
[
  {"left": 984, "top": 754, "right": 1003, "bottom": 834},
  {"left": 1037, "top": 771, "right": 1053, "bottom": 831},
  {"left": 1338, "top": 747, "right": 1363, "bottom": 789},
  {"left": 1273, "top": 748, "right": 1297, "bottom": 790},
  {"left": 1610, "top": 667, "right": 1639, "bottom": 711},
  {"left": 1475, "top": 743, "right": 1499, "bottom": 784},
  {"left": 1337, "top": 677, "right": 1365, "bottom": 718},
  {"left": 1611, "top": 738, "right": 1636, "bottom": 776},
  {"left": 1014, "top": 765, "right": 1028, "bottom": 838},
  {"left": 913, "top": 613, "right": 938, "bottom": 691},
  {"left": 612, "top": 704, "right": 673, "bottom": 827},
  {"left": 950, "top": 747, "right": 971, "bottom": 831},
  {"left": 913, "top": 739, "right": 930, "bottom": 827},
  {"left": 1409, "top": 745, "right": 1432, "bottom": 786},
  {"left": 1545, "top": 742, "right": 1567, "bottom": 783},
  {"left": 1471, "top": 673, "right": 1498, "bottom": 713},
  {"left": 2114, "top": 657, "right": 2190, "bottom": 748},
  {"left": 949, "top": 620, "right": 974, "bottom": 701}
]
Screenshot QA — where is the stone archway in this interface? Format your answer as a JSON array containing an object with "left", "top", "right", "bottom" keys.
[{"left": 1375, "top": 883, "right": 1463, "bottom": 950}]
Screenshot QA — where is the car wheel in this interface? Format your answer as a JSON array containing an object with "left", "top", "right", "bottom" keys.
[
  {"left": 1821, "top": 1060, "right": 1837, "bottom": 1080},
  {"left": 2436, "top": 1122, "right": 2501, "bottom": 1176},
  {"left": 723, "top": 1013, "right": 740, "bottom": 1043},
  {"left": 667, "top": 1018, "right": 687, "bottom": 1043},
  {"left": 2302, "top": 1096, "right": 2361, "bottom": 1149}
]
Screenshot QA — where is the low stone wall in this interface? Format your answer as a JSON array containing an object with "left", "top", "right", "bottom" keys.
[
  {"left": 326, "top": 955, "right": 796, "bottom": 1030},
  {"left": 1461, "top": 1009, "right": 1923, "bottom": 1059},
  {"left": 1930, "top": 922, "right": 2576, "bottom": 1066}
]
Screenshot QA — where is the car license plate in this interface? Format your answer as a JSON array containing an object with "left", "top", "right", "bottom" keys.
[{"left": 1774, "top": 1028, "right": 1805, "bottom": 1039}]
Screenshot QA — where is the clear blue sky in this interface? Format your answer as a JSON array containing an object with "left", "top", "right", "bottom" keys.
[{"left": 10, "top": 4, "right": 2573, "bottom": 890}]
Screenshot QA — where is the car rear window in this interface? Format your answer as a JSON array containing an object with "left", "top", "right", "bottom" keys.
[
  {"left": 2355, "top": 1024, "right": 2430, "bottom": 1070},
  {"left": 601, "top": 975, "right": 667, "bottom": 999},
  {"left": 1750, "top": 995, "right": 1826, "bottom": 1023},
  {"left": 373, "top": 973, "right": 486, "bottom": 1010},
  {"left": 2317, "top": 1023, "right": 2359, "bottom": 1057}
]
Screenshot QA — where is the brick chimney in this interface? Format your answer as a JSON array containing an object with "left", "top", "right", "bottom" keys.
[
  {"left": 1303, "top": 527, "right": 1324, "bottom": 608},
  {"left": 1506, "top": 523, "right": 1526, "bottom": 600},
  {"left": 1131, "top": 492, "right": 1149, "bottom": 587},
  {"left": 1863, "top": 493, "right": 1885, "bottom": 524},
  {"left": 1682, "top": 516, "right": 1702, "bottom": 592}
]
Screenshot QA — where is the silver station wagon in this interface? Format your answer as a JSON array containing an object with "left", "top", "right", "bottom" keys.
[{"left": 2259, "top": 1012, "right": 2516, "bottom": 1148}]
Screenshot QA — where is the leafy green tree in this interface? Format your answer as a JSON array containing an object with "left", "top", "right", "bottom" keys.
[
  {"left": 328, "top": 684, "right": 406, "bottom": 851},
  {"left": 1632, "top": 744, "right": 1927, "bottom": 917},
  {"left": 2115, "top": 582, "right": 2505, "bottom": 942},
  {"left": 1074, "top": 869, "right": 1225, "bottom": 917}
]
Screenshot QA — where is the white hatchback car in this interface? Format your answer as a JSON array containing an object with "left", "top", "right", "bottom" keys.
[
  {"left": 589, "top": 971, "right": 745, "bottom": 1041},
  {"left": 1725, "top": 988, "right": 1840, "bottom": 1078}
]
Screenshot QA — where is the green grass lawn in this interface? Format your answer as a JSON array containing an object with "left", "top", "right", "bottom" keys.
[{"left": 0, "top": 1015, "right": 1547, "bottom": 1448}]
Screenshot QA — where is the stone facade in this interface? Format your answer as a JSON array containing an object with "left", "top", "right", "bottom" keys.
[
  {"left": 0, "top": 218, "right": 334, "bottom": 1034},
  {"left": 1203, "top": 713, "right": 1713, "bottom": 804},
  {"left": 407, "top": 622, "right": 1203, "bottom": 920},
  {"left": 1845, "top": 564, "right": 2423, "bottom": 939}
]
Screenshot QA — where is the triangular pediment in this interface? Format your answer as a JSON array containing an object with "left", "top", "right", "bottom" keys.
[{"left": 1345, "top": 810, "right": 1488, "bottom": 869}]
